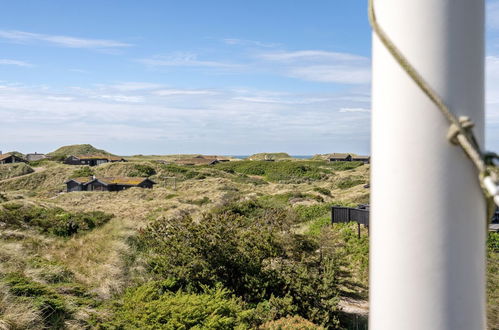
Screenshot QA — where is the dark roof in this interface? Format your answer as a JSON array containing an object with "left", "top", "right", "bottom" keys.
[
  {"left": 352, "top": 155, "right": 370, "bottom": 160},
  {"left": 65, "top": 176, "right": 155, "bottom": 186},
  {"left": 0, "top": 153, "right": 26, "bottom": 161},
  {"left": 70, "top": 155, "right": 125, "bottom": 161},
  {"left": 175, "top": 158, "right": 219, "bottom": 165},
  {"left": 328, "top": 153, "right": 352, "bottom": 159}
]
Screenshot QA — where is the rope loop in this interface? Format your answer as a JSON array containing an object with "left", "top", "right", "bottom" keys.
[
  {"left": 368, "top": 0, "right": 499, "bottom": 218},
  {"left": 447, "top": 116, "right": 474, "bottom": 145}
]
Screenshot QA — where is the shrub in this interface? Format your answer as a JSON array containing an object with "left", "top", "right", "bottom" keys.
[
  {"left": 182, "top": 196, "right": 211, "bottom": 206},
  {"left": 0, "top": 163, "right": 34, "bottom": 180},
  {"left": 137, "top": 200, "right": 341, "bottom": 327},
  {"left": 70, "top": 166, "right": 94, "bottom": 178},
  {"left": 130, "top": 164, "right": 156, "bottom": 177},
  {"left": 215, "top": 161, "right": 328, "bottom": 183},
  {"left": 261, "top": 315, "right": 325, "bottom": 329},
  {"left": 3, "top": 273, "right": 70, "bottom": 328},
  {"left": 313, "top": 187, "right": 331, "bottom": 196},
  {"left": 104, "top": 283, "right": 252, "bottom": 329},
  {"left": 336, "top": 177, "right": 364, "bottom": 189},
  {"left": 0, "top": 204, "right": 113, "bottom": 236}
]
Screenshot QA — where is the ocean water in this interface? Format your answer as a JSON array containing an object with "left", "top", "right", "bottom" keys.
[{"left": 231, "top": 155, "right": 312, "bottom": 159}]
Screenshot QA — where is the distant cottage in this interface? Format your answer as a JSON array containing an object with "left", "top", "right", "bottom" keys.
[
  {"left": 175, "top": 157, "right": 220, "bottom": 166},
  {"left": 0, "top": 153, "right": 27, "bottom": 164},
  {"left": 65, "top": 176, "right": 155, "bottom": 192},
  {"left": 64, "top": 155, "right": 127, "bottom": 166},
  {"left": 328, "top": 153, "right": 370, "bottom": 164},
  {"left": 328, "top": 153, "right": 353, "bottom": 162},
  {"left": 26, "top": 153, "right": 48, "bottom": 162},
  {"left": 194, "top": 155, "right": 230, "bottom": 162}
]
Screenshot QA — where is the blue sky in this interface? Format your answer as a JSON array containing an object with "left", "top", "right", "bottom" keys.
[{"left": 0, "top": 1, "right": 497, "bottom": 155}]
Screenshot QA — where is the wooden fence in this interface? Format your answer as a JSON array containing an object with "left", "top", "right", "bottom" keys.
[
  {"left": 331, "top": 205, "right": 370, "bottom": 238},
  {"left": 331, "top": 205, "right": 499, "bottom": 235}
]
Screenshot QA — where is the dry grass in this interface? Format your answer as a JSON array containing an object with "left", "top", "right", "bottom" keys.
[{"left": 0, "top": 159, "right": 374, "bottom": 326}]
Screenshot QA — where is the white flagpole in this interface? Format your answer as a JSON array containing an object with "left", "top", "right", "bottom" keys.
[{"left": 370, "top": 1, "right": 486, "bottom": 329}]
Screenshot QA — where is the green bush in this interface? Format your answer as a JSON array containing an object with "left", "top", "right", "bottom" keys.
[
  {"left": 129, "top": 164, "right": 156, "bottom": 177},
  {"left": 336, "top": 177, "right": 364, "bottom": 189},
  {"left": 183, "top": 196, "right": 211, "bottom": 206},
  {"left": 137, "top": 200, "right": 341, "bottom": 327},
  {"left": 0, "top": 204, "right": 113, "bottom": 236},
  {"left": 0, "top": 163, "right": 34, "bottom": 180},
  {"left": 261, "top": 315, "right": 325, "bottom": 329},
  {"left": 4, "top": 273, "right": 70, "bottom": 328},
  {"left": 104, "top": 282, "right": 252, "bottom": 329},
  {"left": 215, "top": 161, "right": 328, "bottom": 183},
  {"left": 313, "top": 187, "right": 331, "bottom": 196},
  {"left": 70, "top": 166, "right": 94, "bottom": 178},
  {"left": 160, "top": 164, "right": 199, "bottom": 181}
]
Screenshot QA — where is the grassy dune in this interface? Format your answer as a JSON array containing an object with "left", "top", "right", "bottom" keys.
[{"left": 0, "top": 156, "right": 495, "bottom": 328}]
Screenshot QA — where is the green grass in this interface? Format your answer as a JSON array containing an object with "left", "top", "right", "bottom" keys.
[
  {"left": 0, "top": 163, "right": 34, "bottom": 180},
  {"left": 336, "top": 177, "right": 365, "bottom": 189},
  {"left": 214, "top": 160, "right": 327, "bottom": 183},
  {"left": 0, "top": 204, "right": 113, "bottom": 236}
]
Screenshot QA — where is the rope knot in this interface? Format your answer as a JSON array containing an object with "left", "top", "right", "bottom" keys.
[{"left": 447, "top": 116, "right": 475, "bottom": 145}]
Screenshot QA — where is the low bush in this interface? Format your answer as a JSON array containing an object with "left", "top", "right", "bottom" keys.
[
  {"left": 182, "top": 196, "right": 211, "bottom": 206},
  {"left": 70, "top": 166, "right": 94, "bottom": 178},
  {"left": 0, "top": 163, "right": 34, "bottom": 180},
  {"left": 336, "top": 177, "right": 365, "bottom": 189},
  {"left": 215, "top": 161, "right": 328, "bottom": 183},
  {"left": 313, "top": 187, "right": 331, "bottom": 196},
  {"left": 0, "top": 204, "right": 113, "bottom": 236},
  {"left": 129, "top": 164, "right": 156, "bottom": 177},
  {"left": 136, "top": 200, "right": 341, "bottom": 327},
  {"left": 261, "top": 315, "right": 324, "bottom": 329},
  {"left": 4, "top": 273, "right": 70, "bottom": 328},
  {"left": 103, "top": 282, "right": 252, "bottom": 329}
]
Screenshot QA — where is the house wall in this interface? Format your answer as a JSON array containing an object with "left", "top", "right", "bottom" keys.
[
  {"left": 0, "top": 156, "right": 26, "bottom": 164},
  {"left": 86, "top": 181, "right": 109, "bottom": 191},
  {"left": 67, "top": 181, "right": 84, "bottom": 192},
  {"left": 138, "top": 181, "right": 154, "bottom": 189}
]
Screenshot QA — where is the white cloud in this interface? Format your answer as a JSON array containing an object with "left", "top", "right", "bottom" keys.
[
  {"left": 0, "top": 82, "right": 373, "bottom": 154},
  {"left": 258, "top": 50, "right": 366, "bottom": 62},
  {"left": 0, "top": 30, "right": 132, "bottom": 49},
  {"left": 232, "top": 96, "right": 329, "bottom": 104},
  {"left": 154, "top": 89, "right": 218, "bottom": 96},
  {"left": 107, "top": 82, "right": 164, "bottom": 91},
  {"left": 223, "top": 38, "right": 279, "bottom": 48},
  {"left": 137, "top": 52, "right": 239, "bottom": 68},
  {"left": 98, "top": 94, "right": 144, "bottom": 103},
  {"left": 257, "top": 49, "right": 371, "bottom": 84},
  {"left": 0, "top": 59, "right": 33, "bottom": 67},
  {"left": 339, "top": 107, "right": 370, "bottom": 113},
  {"left": 46, "top": 96, "right": 74, "bottom": 101}
]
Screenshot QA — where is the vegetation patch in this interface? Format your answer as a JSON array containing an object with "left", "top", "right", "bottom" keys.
[
  {"left": 48, "top": 144, "right": 115, "bottom": 161},
  {"left": 0, "top": 204, "right": 113, "bottom": 236},
  {"left": 102, "top": 281, "right": 252, "bottom": 329},
  {"left": 70, "top": 166, "right": 94, "bottom": 178},
  {"left": 313, "top": 187, "right": 331, "bottom": 196},
  {"left": 129, "top": 164, "right": 156, "bottom": 177},
  {"left": 216, "top": 160, "right": 333, "bottom": 183},
  {"left": 487, "top": 232, "right": 498, "bottom": 327},
  {"left": 0, "top": 163, "right": 34, "bottom": 180},
  {"left": 134, "top": 200, "right": 341, "bottom": 327},
  {"left": 3, "top": 273, "right": 70, "bottom": 328},
  {"left": 336, "top": 177, "right": 365, "bottom": 189},
  {"left": 182, "top": 196, "right": 211, "bottom": 206}
]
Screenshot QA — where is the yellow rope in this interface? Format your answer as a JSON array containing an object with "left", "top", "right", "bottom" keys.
[{"left": 368, "top": 0, "right": 498, "bottom": 221}]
